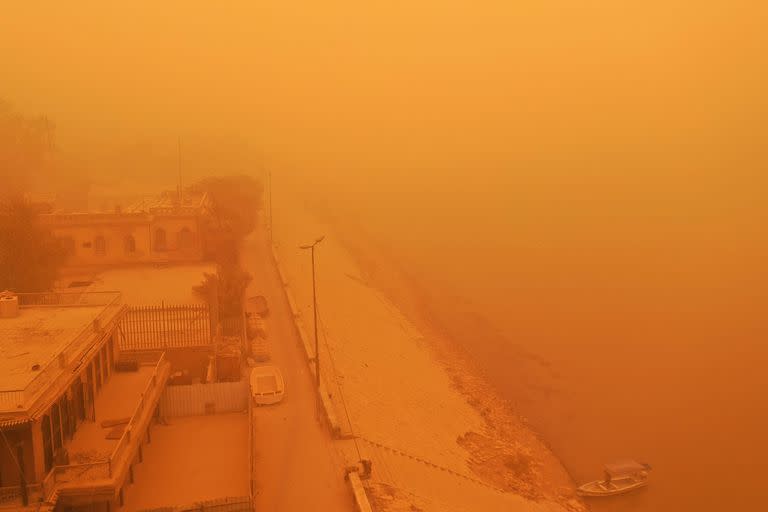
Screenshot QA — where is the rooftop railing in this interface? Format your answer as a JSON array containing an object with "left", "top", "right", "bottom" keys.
[
  {"left": 0, "top": 292, "right": 124, "bottom": 412},
  {"left": 39, "top": 212, "right": 150, "bottom": 224}
]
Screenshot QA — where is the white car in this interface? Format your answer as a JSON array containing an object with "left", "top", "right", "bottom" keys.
[{"left": 249, "top": 365, "right": 285, "bottom": 405}]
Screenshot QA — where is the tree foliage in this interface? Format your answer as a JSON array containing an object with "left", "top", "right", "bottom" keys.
[
  {"left": 189, "top": 175, "right": 263, "bottom": 260},
  {"left": 193, "top": 263, "right": 252, "bottom": 320},
  {"left": 0, "top": 100, "right": 54, "bottom": 197},
  {"left": 0, "top": 198, "right": 67, "bottom": 292},
  {"left": 189, "top": 175, "right": 261, "bottom": 323}
]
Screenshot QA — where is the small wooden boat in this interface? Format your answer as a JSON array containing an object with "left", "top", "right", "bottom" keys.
[{"left": 577, "top": 459, "right": 651, "bottom": 497}]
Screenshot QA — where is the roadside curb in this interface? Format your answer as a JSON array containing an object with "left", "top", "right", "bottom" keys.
[
  {"left": 347, "top": 472, "right": 374, "bottom": 512},
  {"left": 269, "top": 243, "right": 342, "bottom": 438},
  {"left": 268, "top": 238, "right": 373, "bottom": 512}
]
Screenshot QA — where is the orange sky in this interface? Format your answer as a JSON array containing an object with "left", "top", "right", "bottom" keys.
[
  {"left": 1, "top": 0, "right": 765, "bottom": 310},
  {"left": 2, "top": 4, "right": 767, "bottom": 509}
]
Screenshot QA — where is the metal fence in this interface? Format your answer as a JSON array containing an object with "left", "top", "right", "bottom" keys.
[
  {"left": 159, "top": 379, "right": 249, "bottom": 417},
  {"left": 222, "top": 315, "right": 245, "bottom": 338},
  {"left": 120, "top": 304, "right": 212, "bottom": 350}
]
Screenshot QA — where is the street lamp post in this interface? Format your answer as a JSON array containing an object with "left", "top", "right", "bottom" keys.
[
  {"left": 300, "top": 236, "right": 324, "bottom": 388},
  {"left": 267, "top": 170, "right": 273, "bottom": 241}
]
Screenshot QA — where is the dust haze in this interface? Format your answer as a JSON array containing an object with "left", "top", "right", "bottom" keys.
[{"left": 2, "top": 2, "right": 767, "bottom": 512}]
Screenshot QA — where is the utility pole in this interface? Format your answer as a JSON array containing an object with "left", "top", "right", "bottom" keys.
[
  {"left": 177, "top": 138, "right": 183, "bottom": 205},
  {"left": 300, "top": 236, "right": 324, "bottom": 388},
  {"left": 268, "top": 170, "right": 273, "bottom": 241}
]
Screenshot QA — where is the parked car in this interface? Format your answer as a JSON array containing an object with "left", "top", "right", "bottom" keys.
[{"left": 249, "top": 365, "right": 285, "bottom": 405}]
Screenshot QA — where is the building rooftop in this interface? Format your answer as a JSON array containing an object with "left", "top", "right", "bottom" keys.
[
  {"left": 41, "top": 190, "right": 208, "bottom": 220},
  {"left": 124, "top": 191, "right": 208, "bottom": 214},
  {"left": 0, "top": 292, "right": 123, "bottom": 413},
  {"left": 86, "top": 263, "right": 216, "bottom": 305},
  {"left": 0, "top": 306, "right": 103, "bottom": 392}
]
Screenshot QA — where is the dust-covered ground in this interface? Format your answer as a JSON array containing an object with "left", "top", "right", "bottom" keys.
[{"left": 271, "top": 196, "right": 585, "bottom": 512}]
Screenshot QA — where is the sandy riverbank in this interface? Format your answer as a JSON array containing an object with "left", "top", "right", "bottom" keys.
[{"left": 271, "top": 197, "right": 585, "bottom": 512}]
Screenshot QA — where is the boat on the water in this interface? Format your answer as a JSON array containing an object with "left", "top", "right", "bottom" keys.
[{"left": 577, "top": 459, "right": 652, "bottom": 497}]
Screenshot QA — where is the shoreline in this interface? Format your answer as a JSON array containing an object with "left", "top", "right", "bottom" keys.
[{"left": 308, "top": 207, "right": 586, "bottom": 511}]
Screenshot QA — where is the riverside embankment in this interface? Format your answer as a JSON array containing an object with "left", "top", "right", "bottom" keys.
[{"left": 270, "top": 196, "right": 584, "bottom": 512}]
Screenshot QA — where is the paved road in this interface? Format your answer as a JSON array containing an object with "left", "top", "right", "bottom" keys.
[{"left": 243, "top": 227, "right": 353, "bottom": 511}]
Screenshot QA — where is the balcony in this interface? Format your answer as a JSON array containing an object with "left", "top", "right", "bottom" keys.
[{"left": 42, "top": 352, "right": 170, "bottom": 504}]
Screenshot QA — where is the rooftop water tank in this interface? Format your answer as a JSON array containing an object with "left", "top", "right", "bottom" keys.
[{"left": 0, "top": 292, "right": 19, "bottom": 319}]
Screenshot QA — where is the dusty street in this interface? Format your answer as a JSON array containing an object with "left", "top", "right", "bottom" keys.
[{"left": 243, "top": 226, "right": 353, "bottom": 511}]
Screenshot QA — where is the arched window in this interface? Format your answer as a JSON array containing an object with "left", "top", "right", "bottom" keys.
[
  {"left": 124, "top": 235, "right": 136, "bottom": 254},
  {"left": 94, "top": 236, "right": 106, "bottom": 256},
  {"left": 154, "top": 228, "right": 167, "bottom": 252},
  {"left": 177, "top": 227, "right": 193, "bottom": 250}
]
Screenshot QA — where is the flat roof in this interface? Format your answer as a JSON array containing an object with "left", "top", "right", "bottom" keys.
[
  {"left": 0, "top": 306, "right": 104, "bottom": 392},
  {"left": 0, "top": 292, "right": 122, "bottom": 413},
  {"left": 87, "top": 264, "right": 216, "bottom": 305}
]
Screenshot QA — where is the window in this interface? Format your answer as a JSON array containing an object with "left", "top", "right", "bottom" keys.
[
  {"left": 51, "top": 404, "right": 62, "bottom": 451},
  {"left": 124, "top": 235, "right": 136, "bottom": 255},
  {"left": 154, "top": 228, "right": 167, "bottom": 251},
  {"left": 42, "top": 415, "right": 53, "bottom": 472},
  {"left": 177, "top": 227, "right": 193, "bottom": 250},
  {"left": 94, "top": 236, "right": 106, "bottom": 256}
]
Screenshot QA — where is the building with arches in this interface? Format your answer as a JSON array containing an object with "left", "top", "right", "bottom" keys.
[{"left": 41, "top": 192, "right": 211, "bottom": 268}]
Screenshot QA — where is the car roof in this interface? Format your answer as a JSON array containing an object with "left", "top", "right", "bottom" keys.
[{"left": 251, "top": 365, "right": 281, "bottom": 376}]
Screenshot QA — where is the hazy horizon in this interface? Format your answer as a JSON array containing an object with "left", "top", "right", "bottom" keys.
[{"left": 2, "top": 2, "right": 767, "bottom": 511}]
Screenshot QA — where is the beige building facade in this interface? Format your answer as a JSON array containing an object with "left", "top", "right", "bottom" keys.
[{"left": 41, "top": 194, "right": 210, "bottom": 269}]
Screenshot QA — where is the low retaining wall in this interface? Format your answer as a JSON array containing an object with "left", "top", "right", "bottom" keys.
[
  {"left": 270, "top": 239, "right": 373, "bottom": 512},
  {"left": 269, "top": 244, "right": 341, "bottom": 438},
  {"left": 347, "top": 473, "right": 374, "bottom": 512}
]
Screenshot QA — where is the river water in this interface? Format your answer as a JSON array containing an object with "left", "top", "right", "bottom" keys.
[{"left": 320, "top": 174, "right": 768, "bottom": 511}]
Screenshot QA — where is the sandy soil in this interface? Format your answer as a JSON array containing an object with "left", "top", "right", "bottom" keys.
[{"left": 271, "top": 198, "right": 585, "bottom": 512}]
